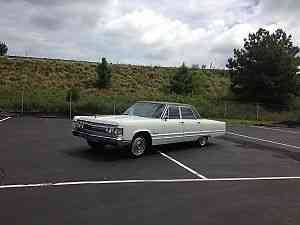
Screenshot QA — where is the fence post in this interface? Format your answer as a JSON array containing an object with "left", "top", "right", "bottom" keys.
[
  {"left": 256, "top": 103, "right": 260, "bottom": 121},
  {"left": 21, "top": 90, "right": 24, "bottom": 115},
  {"left": 113, "top": 103, "right": 116, "bottom": 115},
  {"left": 224, "top": 102, "right": 227, "bottom": 118},
  {"left": 69, "top": 91, "right": 72, "bottom": 120}
]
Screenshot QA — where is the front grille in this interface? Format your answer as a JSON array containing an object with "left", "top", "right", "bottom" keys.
[
  {"left": 83, "top": 123, "right": 106, "bottom": 132},
  {"left": 77, "top": 120, "right": 114, "bottom": 137}
]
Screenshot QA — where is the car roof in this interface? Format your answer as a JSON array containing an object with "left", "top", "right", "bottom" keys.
[{"left": 137, "top": 101, "right": 192, "bottom": 107}]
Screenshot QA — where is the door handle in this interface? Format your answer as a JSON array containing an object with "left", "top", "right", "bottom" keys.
[
  {"left": 197, "top": 121, "right": 201, "bottom": 124},
  {"left": 179, "top": 121, "right": 184, "bottom": 124}
]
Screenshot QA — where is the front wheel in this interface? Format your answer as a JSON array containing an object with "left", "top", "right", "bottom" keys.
[
  {"left": 129, "top": 135, "right": 148, "bottom": 158},
  {"left": 197, "top": 136, "right": 208, "bottom": 147},
  {"left": 87, "top": 140, "right": 102, "bottom": 149}
]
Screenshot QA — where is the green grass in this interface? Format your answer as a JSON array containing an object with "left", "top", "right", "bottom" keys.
[
  {"left": 0, "top": 56, "right": 299, "bottom": 123},
  {"left": 0, "top": 56, "right": 230, "bottom": 99}
]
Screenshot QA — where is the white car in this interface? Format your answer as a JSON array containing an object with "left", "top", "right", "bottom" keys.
[{"left": 72, "top": 101, "right": 226, "bottom": 157}]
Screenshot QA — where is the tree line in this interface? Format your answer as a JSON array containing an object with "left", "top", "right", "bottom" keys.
[{"left": 95, "top": 28, "right": 300, "bottom": 106}]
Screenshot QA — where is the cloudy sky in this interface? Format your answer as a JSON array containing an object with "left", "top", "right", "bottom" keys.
[{"left": 1, "top": 0, "right": 300, "bottom": 67}]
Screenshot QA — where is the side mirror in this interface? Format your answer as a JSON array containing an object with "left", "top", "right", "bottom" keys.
[{"left": 163, "top": 116, "right": 168, "bottom": 121}]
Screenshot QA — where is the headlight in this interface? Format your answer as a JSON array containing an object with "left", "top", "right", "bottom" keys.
[
  {"left": 73, "top": 120, "right": 84, "bottom": 129},
  {"left": 105, "top": 127, "right": 123, "bottom": 137},
  {"left": 113, "top": 128, "right": 123, "bottom": 137},
  {"left": 73, "top": 120, "right": 80, "bottom": 129}
]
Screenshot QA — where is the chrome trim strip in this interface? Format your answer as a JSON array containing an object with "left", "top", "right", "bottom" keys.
[
  {"left": 152, "top": 130, "right": 225, "bottom": 137},
  {"left": 152, "top": 135, "right": 184, "bottom": 140},
  {"left": 152, "top": 132, "right": 183, "bottom": 137},
  {"left": 152, "top": 130, "right": 225, "bottom": 140},
  {"left": 184, "top": 130, "right": 225, "bottom": 135},
  {"left": 75, "top": 131, "right": 120, "bottom": 140},
  {"left": 179, "top": 106, "right": 182, "bottom": 119}
]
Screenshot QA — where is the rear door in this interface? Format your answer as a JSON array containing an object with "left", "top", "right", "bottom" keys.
[{"left": 180, "top": 106, "right": 201, "bottom": 142}]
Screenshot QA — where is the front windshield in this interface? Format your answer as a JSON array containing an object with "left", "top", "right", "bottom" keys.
[{"left": 124, "top": 102, "right": 165, "bottom": 118}]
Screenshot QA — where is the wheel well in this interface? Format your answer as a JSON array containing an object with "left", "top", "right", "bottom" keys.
[{"left": 133, "top": 131, "right": 152, "bottom": 146}]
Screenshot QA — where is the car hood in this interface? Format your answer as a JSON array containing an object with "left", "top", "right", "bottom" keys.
[{"left": 73, "top": 115, "right": 149, "bottom": 126}]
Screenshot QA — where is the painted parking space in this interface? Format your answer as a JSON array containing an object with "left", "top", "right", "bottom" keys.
[
  {"left": 227, "top": 124, "right": 300, "bottom": 149},
  {"left": 0, "top": 116, "right": 11, "bottom": 123},
  {"left": 0, "top": 117, "right": 195, "bottom": 185},
  {"left": 1, "top": 117, "right": 300, "bottom": 185},
  {"left": 157, "top": 137, "right": 300, "bottom": 179},
  {"left": 1, "top": 117, "right": 300, "bottom": 225}
]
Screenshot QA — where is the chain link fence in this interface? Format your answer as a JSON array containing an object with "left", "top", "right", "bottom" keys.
[
  {"left": 0, "top": 88, "right": 135, "bottom": 119},
  {"left": 203, "top": 101, "right": 300, "bottom": 122},
  {"left": 0, "top": 89, "right": 299, "bottom": 123}
]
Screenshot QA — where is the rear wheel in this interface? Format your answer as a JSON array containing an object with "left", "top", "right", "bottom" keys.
[
  {"left": 129, "top": 135, "right": 148, "bottom": 158},
  {"left": 197, "top": 136, "right": 208, "bottom": 147}
]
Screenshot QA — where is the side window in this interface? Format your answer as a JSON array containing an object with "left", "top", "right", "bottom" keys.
[
  {"left": 168, "top": 106, "right": 180, "bottom": 119},
  {"left": 181, "top": 107, "right": 196, "bottom": 119},
  {"left": 192, "top": 107, "right": 201, "bottom": 119}
]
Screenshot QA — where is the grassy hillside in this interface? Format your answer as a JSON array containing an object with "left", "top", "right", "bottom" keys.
[
  {"left": 0, "top": 56, "right": 230, "bottom": 99},
  {"left": 2, "top": 56, "right": 298, "bottom": 122}
]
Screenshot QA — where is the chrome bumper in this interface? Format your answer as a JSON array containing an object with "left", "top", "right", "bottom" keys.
[{"left": 72, "top": 130, "right": 130, "bottom": 147}]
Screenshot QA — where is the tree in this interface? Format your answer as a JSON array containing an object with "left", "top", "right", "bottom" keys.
[
  {"left": 227, "top": 28, "right": 300, "bottom": 104},
  {"left": 170, "top": 63, "right": 192, "bottom": 95},
  {"left": 96, "top": 57, "right": 112, "bottom": 88},
  {"left": 0, "top": 42, "right": 8, "bottom": 56}
]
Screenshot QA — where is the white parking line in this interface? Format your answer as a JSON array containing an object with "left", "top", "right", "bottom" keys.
[
  {"left": 0, "top": 117, "right": 11, "bottom": 123},
  {"left": 251, "top": 126, "right": 300, "bottom": 135},
  {"left": 158, "top": 151, "right": 208, "bottom": 179},
  {"left": 227, "top": 132, "right": 300, "bottom": 149},
  {"left": 1, "top": 177, "right": 300, "bottom": 189}
]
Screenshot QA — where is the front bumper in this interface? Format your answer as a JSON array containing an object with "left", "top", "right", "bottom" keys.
[{"left": 72, "top": 130, "right": 130, "bottom": 147}]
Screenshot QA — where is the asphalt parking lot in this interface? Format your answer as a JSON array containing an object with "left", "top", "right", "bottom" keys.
[{"left": 0, "top": 117, "right": 300, "bottom": 225}]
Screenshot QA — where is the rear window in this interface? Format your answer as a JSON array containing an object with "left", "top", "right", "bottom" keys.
[{"left": 181, "top": 107, "right": 196, "bottom": 119}]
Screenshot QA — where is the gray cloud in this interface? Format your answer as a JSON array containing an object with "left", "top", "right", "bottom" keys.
[
  {"left": 31, "top": 15, "right": 64, "bottom": 31},
  {"left": 0, "top": 0, "right": 299, "bottom": 67}
]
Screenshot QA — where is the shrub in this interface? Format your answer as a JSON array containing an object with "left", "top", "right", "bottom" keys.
[
  {"left": 0, "top": 42, "right": 8, "bottom": 56},
  {"left": 96, "top": 57, "right": 112, "bottom": 88},
  {"left": 170, "top": 63, "right": 192, "bottom": 95}
]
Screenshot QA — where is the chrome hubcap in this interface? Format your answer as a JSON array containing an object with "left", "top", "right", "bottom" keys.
[
  {"left": 199, "top": 137, "right": 207, "bottom": 146},
  {"left": 132, "top": 137, "right": 146, "bottom": 156}
]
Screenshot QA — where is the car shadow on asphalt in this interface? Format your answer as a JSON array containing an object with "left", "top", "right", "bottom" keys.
[
  {"left": 63, "top": 142, "right": 216, "bottom": 162},
  {"left": 152, "top": 142, "right": 215, "bottom": 153},
  {"left": 64, "top": 145, "right": 159, "bottom": 162}
]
